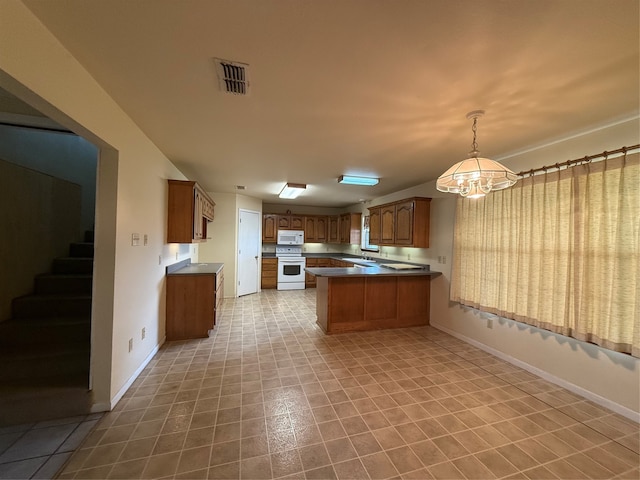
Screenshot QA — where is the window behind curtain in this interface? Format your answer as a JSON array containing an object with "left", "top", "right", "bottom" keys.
[{"left": 451, "top": 152, "right": 639, "bottom": 357}]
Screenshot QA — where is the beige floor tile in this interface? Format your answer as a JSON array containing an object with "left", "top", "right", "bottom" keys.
[{"left": 19, "top": 290, "right": 638, "bottom": 480}]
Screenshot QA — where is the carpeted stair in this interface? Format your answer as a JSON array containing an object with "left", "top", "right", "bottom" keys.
[{"left": 0, "top": 231, "right": 94, "bottom": 425}]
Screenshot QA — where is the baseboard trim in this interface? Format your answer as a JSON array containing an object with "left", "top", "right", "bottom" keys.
[
  {"left": 108, "top": 338, "right": 165, "bottom": 410},
  {"left": 430, "top": 322, "right": 640, "bottom": 423}
]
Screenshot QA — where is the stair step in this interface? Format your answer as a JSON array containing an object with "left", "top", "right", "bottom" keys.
[
  {"left": 12, "top": 294, "right": 92, "bottom": 318},
  {"left": 35, "top": 273, "right": 93, "bottom": 295},
  {"left": 52, "top": 257, "right": 94, "bottom": 274},
  {"left": 69, "top": 242, "right": 94, "bottom": 258},
  {"left": 0, "top": 347, "right": 90, "bottom": 383},
  {"left": 0, "top": 382, "right": 92, "bottom": 426},
  {"left": 0, "top": 317, "right": 90, "bottom": 346}
]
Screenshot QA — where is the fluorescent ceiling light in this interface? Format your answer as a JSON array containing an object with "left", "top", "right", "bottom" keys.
[
  {"left": 279, "top": 182, "right": 306, "bottom": 199},
  {"left": 338, "top": 175, "right": 379, "bottom": 186}
]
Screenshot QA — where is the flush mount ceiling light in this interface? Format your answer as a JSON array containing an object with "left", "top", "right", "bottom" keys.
[
  {"left": 436, "top": 110, "right": 518, "bottom": 199},
  {"left": 338, "top": 175, "right": 379, "bottom": 186},
  {"left": 279, "top": 183, "right": 306, "bottom": 199}
]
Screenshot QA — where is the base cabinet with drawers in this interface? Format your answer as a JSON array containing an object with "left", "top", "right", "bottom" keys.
[
  {"left": 261, "top": 257, "right": 278, "bottom": 289},
  {"left": 166, "top": 263, "right": 224, "bottom": 340}
]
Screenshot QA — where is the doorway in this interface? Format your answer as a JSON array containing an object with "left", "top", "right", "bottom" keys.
[{"left": 237, "top": 209, "right": 261, "bottom": 297}]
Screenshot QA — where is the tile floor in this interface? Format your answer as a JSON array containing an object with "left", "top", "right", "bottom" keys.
[
  {"left": 0, "top": 414, "right": 102, "bottom": 479},
  {"left": 14, "top": 289, "right": 640, "bottom": 479}
]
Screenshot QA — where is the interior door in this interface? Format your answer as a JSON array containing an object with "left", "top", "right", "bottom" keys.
[{"left": 238, "top": 209, "right": 260, "bottom": 296}]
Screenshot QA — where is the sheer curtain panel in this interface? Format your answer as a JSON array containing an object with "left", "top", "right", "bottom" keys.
[{"left": 451, "top": 152, "right": 639, "bottom": 356}]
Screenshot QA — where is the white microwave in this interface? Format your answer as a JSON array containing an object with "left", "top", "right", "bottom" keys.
[{"left": 277, "top": 230, "right": 304, "bottom": 245}]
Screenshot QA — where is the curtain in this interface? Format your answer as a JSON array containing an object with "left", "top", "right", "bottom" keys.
[{"left": 451, "top": 152, "right": 640, "bottom": 357}]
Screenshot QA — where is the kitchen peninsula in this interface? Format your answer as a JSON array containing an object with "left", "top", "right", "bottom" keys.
[{"left": 306, "top": 261, "right": 439, "bottom": 334}]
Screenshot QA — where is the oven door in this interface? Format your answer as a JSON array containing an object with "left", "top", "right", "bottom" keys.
[{"left": 277, "top": 257, "right": 306, "bottom": 288}]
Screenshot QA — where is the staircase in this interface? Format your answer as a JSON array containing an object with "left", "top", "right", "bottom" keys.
[{"left": 0, "top": 231, "right": 94, "bottom": 425}]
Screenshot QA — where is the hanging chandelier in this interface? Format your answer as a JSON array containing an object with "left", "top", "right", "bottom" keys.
[{"left": 436, "top": 110, "right": 518, "bottom": 198}]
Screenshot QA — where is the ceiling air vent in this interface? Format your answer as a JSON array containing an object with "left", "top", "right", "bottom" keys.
[{"left": 214, "top": 58, "right": 250, "bottom": 95}]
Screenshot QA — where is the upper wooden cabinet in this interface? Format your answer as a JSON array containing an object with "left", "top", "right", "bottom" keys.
[
  {"left": 167, "top": 180, "right": 215, "bottom": 243},
  {"left": 340, "top": 213, "right": 362, "bottom": 245},
  {"left": 262, "top": 212, "right": 361, "bottom": 244},
  {"left": 304, "top": 215, "right": 328, "bottom": 243},
  {"left": 328, "top": 216, "right": 340, "bottom": 243},
  {"left": 263, "top": 213, "right": 304, "bottom": 242},
  {"left": 277, "top": 214, "right": 304, "bottom": 230},
  {"left": 368, "top": 197, "right": 431, "bottom": 248},
  {"left": 369, "top": 208, "right": 381, "bottom": 245},
  {"left": 263, "top": 214, "right": 278, "bottom": 243}
]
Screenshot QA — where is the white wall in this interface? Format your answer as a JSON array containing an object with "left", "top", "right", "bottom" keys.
[
  {"left": 199, "top": 193, "right": 263, "bottom": 298},
  {"left": 0, "top": 0, "right": 192, "bottom": 410},
  {"left": 352, "top": 118, "right": 640, "bottom": 419}
]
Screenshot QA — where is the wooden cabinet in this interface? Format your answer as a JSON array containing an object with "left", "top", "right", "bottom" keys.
[
  {"left": 328, "top": 216, "right": 340, "bottom": 243},
  {"left": 263, "top": 214, "right": 278, "bottom": 243},
  {"left": 368, "top": 197, "right": 431, "bottom": 247},
  {"left": 166, "top": 266, "right": 224, "bottom": 340},
  {"left": 305, "top": 257, "right": 332, "bottom": 288},
  {"left": 262, "top": 212, "right": 359, "bottom": 245},
  {"left": 315, "top": 274, "right": 431, "bottom": 334},
  {"left": 261, "top": 257, "right": 277, "bottom": 289},
  {"left": 305, "top": 258, "right": 317, "bottom": 287},
  {"left": 381, "top": 205, "right": 395, "bottom": 244},
  {"left": 167, "top": 180, "right": 215, "bottom": 244},
  {"left": 277, "top": 214, "right": 303, "bottom": 230},
  {"left": 369, "top": 208, "right": 381, "bottom": 245},
  {"left": 304, "top": 216, "right": 328, "bottom": 243},
  {"left": 339, "top": 213, "right": 362, "bottom": 245}
]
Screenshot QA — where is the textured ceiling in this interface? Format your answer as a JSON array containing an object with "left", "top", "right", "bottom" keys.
[{"left": 21, "top": 0, "right": 640, "bottom": 206}]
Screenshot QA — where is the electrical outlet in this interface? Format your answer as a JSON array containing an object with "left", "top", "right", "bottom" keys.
[
  {"left": 158, "top": 255, "right": 162, "bottom": 265},
  {"left": 175, "top": 252, "right": 178, "bottom": 260},
  {"left": 407, "top": 253, "right": 411, "bottom": 261},
  {"left": 442, "top": 256, "right": 447, "bottom": 264},
  {"left": 487, "top": 318, "right": 494, "bottom": 329},
  {"left": 143, "top": 234, "right": 148, "bottom": 246},
  {"left": 128, "top": 338, "right": 133, "bottom": 352},
  {"left": 141, "top": 327, "right": 146, "bottom": 340}
]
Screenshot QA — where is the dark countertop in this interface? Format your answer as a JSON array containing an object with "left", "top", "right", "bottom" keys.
[
  {"left": 306, "top": 265, "right": 440, "bottom": 278},
  {"left": 167, "top": 260, "right": 224, "bottom": 276}
]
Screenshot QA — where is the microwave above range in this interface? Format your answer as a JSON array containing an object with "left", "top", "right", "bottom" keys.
[{"left": 277, "top": 230, "right": 304, "bottom": 245}]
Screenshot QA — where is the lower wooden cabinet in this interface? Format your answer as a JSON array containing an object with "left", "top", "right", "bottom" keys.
[
  {"left": 261, "top": 257, "right": 277, "bottom": 289},
  {"left": 166, "top": 266, "right": 224, "bottom": 340}
]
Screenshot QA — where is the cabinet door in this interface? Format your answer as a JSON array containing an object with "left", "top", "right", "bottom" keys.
[
  {"left": 339, "top": 214, "right": 349, "bottom": 243},
  {"left": 305, "top": 258, "right": 317, "bottom": 287},
  {"left": 263, "top": 214, "right": 278, "bottom": 243},
  {"left": 328, "top": 216, "right": 339, "bottom": 243},
  {"left": 277, "top": 215, "right": 290, "bottom": 229},
  {"left": 394, "top": 200, "right": 415, "bottom": 245},
  {"left": 368, "top": 207, "right": 381, "bottom": 245},
  {"left": 304, "top": 216, "right": 317, "bottom": 242},
  {"left": 381, "top": 206, "right": 395, "bottom": 244},
  {"left": 315, "top": 216, "right": 328, "bottom": 242},
  {"left": 290, "top": 215, "right": 304, "bottom": 230},
  {"left": 166, "top": 274, "right": 215, "bottom": 340}
]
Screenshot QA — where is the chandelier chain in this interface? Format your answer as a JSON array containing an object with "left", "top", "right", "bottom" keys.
[{"left": 471, "top": 117, "right": 478, "bottom": 153}]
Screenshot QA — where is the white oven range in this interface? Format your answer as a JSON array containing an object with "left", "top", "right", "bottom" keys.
[{"left": 275, "top": 246, "right": 306, "bottom": 290}]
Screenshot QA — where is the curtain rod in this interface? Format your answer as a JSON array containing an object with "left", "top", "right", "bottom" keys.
[{"left": 516, "top": 144, "right": 640, "bottom": 178}]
